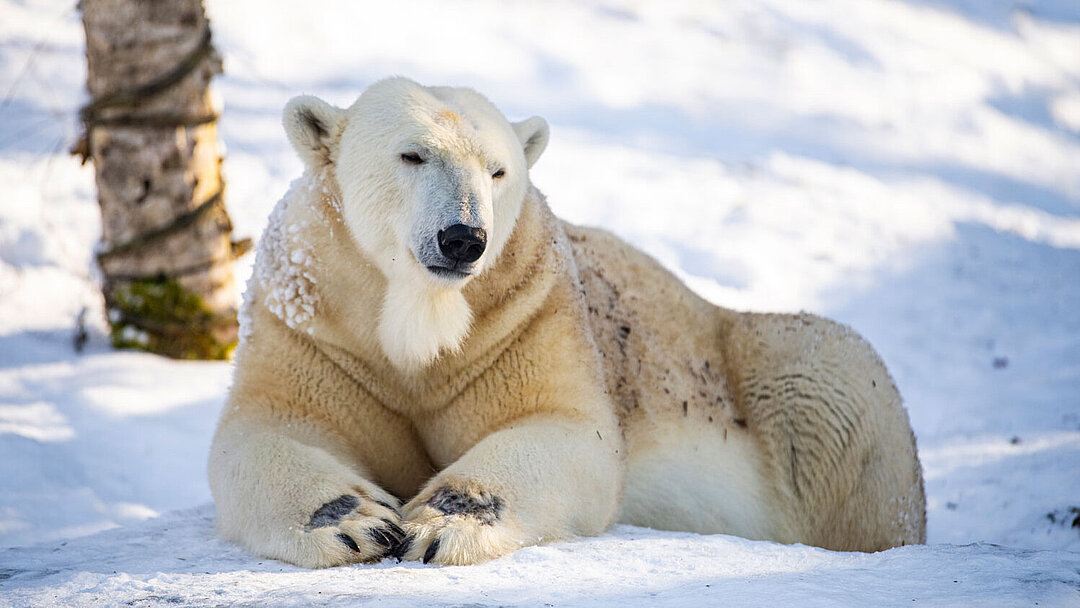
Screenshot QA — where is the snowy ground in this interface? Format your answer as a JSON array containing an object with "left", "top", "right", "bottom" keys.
[{"left": 1, "top": 0, "right": 1079, "bottom": 605}]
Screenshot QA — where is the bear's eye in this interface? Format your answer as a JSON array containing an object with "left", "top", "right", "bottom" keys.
[
  {"left": 492, "top": 168, "right": 506, "bottom": 179},
  {"left": 400, "top": 152, "right": 424, "bottom": 165}
]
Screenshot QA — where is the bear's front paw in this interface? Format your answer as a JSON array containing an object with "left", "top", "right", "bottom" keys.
[
  {"left": 297, "top": 489, "right": 407, "bottom": 567},
  {"left": 400, "top": 485, "right": 522, "bottom": 565}
]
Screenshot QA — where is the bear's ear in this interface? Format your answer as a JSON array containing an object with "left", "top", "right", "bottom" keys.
[
  {"left": 512, "top": 116, "right": 550, "bottom": 169},
  {"left": 283, "top": 95, "right": 346, "bottom": 168}
]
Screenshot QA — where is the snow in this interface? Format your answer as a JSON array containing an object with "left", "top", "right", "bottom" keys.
[
  {"left": 253, "top": 180, "right": 321, "bottom": 334},
  {"left": 1, "top": 0, "right": 1079, "bottom": 605},
  {"left": 3, "top": 508, "right": 1079, "bottom": 607}
]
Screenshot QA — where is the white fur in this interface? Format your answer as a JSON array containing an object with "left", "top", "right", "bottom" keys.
[
  {"left": 377, "top": 275, "right": 473, "bottom": 371},
  {"left": 282, "top": 78, "right": 550, "bottom": 369},
  {"left": 620, "top": 422, "right": 783, "bottom": 541}
]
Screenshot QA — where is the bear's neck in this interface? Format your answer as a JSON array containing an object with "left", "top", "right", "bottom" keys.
[{"left": 309, "top": 184, "right": 568, "bottom": 403}]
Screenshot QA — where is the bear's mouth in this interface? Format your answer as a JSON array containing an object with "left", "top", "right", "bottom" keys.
[{"left": 426, "top": 265, "right": 471, "bottom": 281}]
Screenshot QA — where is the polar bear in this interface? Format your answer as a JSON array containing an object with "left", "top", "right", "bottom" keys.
[{"left": 208, "top": 77, "right": 926, "bottom": 568}]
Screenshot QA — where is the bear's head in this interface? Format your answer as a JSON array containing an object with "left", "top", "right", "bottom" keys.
[
  {"left": 281, "top": 77, "right": 549, "bottom": 370},
  {"left": 283, "top": 77, "right": 548, "bottom": 286}
]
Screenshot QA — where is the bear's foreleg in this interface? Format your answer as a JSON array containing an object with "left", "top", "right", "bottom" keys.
[
  {"left": 208, "top": 420, "right": 408, "bottom": 568},
  {"left": 399, "top": 416, "right": 623, "bottom": 565}
]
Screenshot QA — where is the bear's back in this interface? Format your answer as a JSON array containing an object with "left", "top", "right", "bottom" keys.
[
  {"left": 563, "top": 222, "right": 741, "bottom": 431},
  {"left": 564, "top": 221, "right": 925, "bottom": 550}
]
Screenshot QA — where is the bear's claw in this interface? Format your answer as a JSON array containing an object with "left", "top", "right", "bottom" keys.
[
  {"left": 422, "top": 537, "right": 441, "bottom": 564},
  {"left": 382, "top": 518, "right": 405, "bottom": 538},
  {"left": 390, "top": 534, "right": 413, "bottom": 561},
  {"left": 337, "top": 532, "right": 361, "bottom": 553},
  {"left": 368, "top": 526, "right": 396, "bottom": 549}
]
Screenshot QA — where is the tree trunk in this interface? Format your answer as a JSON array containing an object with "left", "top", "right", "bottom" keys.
[{"left": 79, "top": 0, "right": 247, "bottom": 359}]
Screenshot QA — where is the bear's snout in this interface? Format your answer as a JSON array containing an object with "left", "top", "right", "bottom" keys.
[{"left": 437, "top": 224, "right": 487, "bottom": 265}]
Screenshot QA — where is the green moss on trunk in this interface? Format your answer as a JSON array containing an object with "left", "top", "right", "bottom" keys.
[{"left": 107, "top": 277, "right": 236, "bottom": 360}]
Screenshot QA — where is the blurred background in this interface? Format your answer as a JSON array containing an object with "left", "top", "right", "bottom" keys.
[{"left": 0, "top": 0, "right": 1078, "bottom": 555}]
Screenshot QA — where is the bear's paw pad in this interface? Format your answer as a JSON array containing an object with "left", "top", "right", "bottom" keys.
[{"left": 425, "top": 486, "right": 503, "bottom": 525}]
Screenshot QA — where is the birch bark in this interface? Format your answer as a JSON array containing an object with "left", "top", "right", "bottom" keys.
[{"left": 80, "top": 0, "right": 245, "bottom": 359}]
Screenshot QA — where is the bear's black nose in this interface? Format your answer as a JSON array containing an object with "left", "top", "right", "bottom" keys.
[{"left": 437, "top": 224, "right": 487, "bottom": 264}]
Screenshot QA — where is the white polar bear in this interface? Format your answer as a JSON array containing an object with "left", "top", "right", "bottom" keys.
[{"left": 208, "top": 77, "right": 926, "bottom": 567}]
